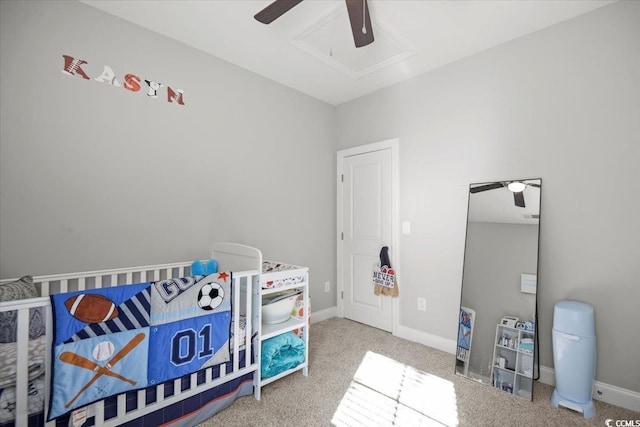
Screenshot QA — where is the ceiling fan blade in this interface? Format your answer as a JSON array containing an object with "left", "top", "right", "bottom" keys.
[
  {"left": 513, "top": 191, "right": 526, "bottom": 208},
  {"left": 254, "top": 0, "right": 304, "bottom": 24},
  {"left": 469, "top": 182, "right": 504, "bottom": 194},
  {"left": 527, "top": 183, "right": 541, "bottom": 188},
  {"left": 345, "top": 0, "right": 374, "bottom": 48}
]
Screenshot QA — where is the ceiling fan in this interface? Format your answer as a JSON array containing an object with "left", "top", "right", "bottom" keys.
[
  {"left": 470, "top": 181, "right": 541, "bottom": 208},
  {"left": 254, "top": 0, "right": 375, "bottom": 48}
]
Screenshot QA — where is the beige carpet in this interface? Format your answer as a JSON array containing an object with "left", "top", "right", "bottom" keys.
[{"left": 199, "top": 317, "right": 638, "bottom": 426}]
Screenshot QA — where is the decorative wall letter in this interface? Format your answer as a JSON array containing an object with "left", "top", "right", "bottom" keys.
[
  {"left": 61, "top": 55, "right": 91, "bottom": 80},
  {"left": 123, "top": 74, "right": 141, "bottom": 92},
  {"left": 144, "top": 80, "right": 164, "bottom": 98},
  {"left": 167, "top": 87, "right": 185, "bottom": 105},
  {"left": 94, "top": 65, "right": 121, "bottom": 87}
]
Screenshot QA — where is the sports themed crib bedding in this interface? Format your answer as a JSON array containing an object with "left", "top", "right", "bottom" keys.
[
  {"left": 46, "top": 272, "right": 240, "bottom": 423},
  {"left": 0, "top": 272, "right": 253, "bottom": 427},
  {"left": 0, "top": 244, "right": 309, "bottom": 426}
]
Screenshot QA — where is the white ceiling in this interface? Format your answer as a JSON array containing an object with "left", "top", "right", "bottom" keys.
[{"left": 81, "top": 0, "right": 614, "bottom": 106}]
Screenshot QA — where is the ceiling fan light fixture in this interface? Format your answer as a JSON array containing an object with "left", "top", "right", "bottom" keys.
[{"left": 507, "top": 182, "right": 526, "bottom": 193}]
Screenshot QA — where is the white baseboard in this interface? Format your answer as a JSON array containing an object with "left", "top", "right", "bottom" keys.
[
  {"left": 395, "top": 324, "right": 458, "bottom": 355},
  {"left": 310, "top": 306, "right": 338, "bottom": 324},
  {"left": 539, "top": 365, "right": 640, "bottom": 412},
  {"left": 538, "top": 365, "right": 556, "bottom": 386}
]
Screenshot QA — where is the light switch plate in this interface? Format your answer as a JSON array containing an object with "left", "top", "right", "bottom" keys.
[{"left": 402, "top": 221, "right": 411, "bottom": 234}]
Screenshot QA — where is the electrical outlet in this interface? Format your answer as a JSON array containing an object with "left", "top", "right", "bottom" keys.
[
  {"left": 417, "top": 297, "right": 426, "bottom": 311},
  {"left": 324, "top": 281, "right": 330, "bottom": 293}
]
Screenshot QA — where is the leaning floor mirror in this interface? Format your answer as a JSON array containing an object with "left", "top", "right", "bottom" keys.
[{"left": 455, "top": 179, "right": 541, "bottom": 400}]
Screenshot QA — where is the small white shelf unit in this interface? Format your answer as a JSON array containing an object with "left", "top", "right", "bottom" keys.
[
  {"left": 491, "top": 323, "right": 535, "bottom": 399},
  {"left": 210, "top": 244, "right": 309, "bottom": 401},
  {"left": 254, "top": 265, "right": 309, "bottom": 399}
]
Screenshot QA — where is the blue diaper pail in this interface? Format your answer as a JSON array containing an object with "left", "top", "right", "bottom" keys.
[{"left": 551, "top": 300, "right": 596, "bottom": 418}]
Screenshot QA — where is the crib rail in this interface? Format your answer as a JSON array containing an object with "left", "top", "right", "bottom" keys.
[
  {"left": 0, "top": 261, "right": 196, "bottom": 297},
  {"left": 0, "top": 263, "right": 260, "bottom": 427}
]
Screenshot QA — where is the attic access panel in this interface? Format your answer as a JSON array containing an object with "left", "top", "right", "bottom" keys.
[{"left": 290, "top": 8, "right": 415, "bottom": 79}]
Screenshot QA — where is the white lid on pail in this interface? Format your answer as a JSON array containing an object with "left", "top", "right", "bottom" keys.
[{"left": 553, "top": 300, "right": 595, "bottom": 337}]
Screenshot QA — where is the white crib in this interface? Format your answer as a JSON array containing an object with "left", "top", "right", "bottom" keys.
[{"left": 0, "top": 243, "right": 264, "bottom": 427}]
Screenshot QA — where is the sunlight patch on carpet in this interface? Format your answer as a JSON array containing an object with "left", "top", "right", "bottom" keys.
[{"left": 331, "top": 351, "right": 459, "bottom": 426}]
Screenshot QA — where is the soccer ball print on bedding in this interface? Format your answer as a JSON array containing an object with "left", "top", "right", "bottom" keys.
[{"left": 197, "top": 282, "right": 224, "bottom": 311}]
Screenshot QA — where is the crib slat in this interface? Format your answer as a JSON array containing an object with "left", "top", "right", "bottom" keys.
[
  {"left": 41, "top": 280, "right": 50, "bottom": 296},
  {"left": 111, "top": 274, "right": 118, "bottom": 287},
  {"left": 245, "top": 276, "right": 255, "bottom": 369},
  {"left": 60, "top": 278, "right": 68, "bottom": 293},
  {"left": 137, "top": 389, "right": 146, "bottom": 411},
  {"left": 96, "top": 275, "right": 103, "bottom": 289},
  {"left": 190, "top": 372, "right": 197, "bottom": 390},
  {"left": 233, "top": 277, "right": 240, "bottom": 372},
  {"left": 78, "top": 277, "right": 86, "bottom": 291},
  {"left": 117, "top": 394, "right": 126, "bottom": 417},
  {"left": 126, "top": 272, "right": 133, "bottom": 284},
  {"left": 157, "top": 383, "right": 165, "bottom": 402},
  {"left": 94, "top": 401, "right": 105, "bottom": 425},
  {"left": 14, "top": 309, "right": 29, "bottom": 427},
  {"left": 44, "top": 304, "right": 53, "bottom": 425}
]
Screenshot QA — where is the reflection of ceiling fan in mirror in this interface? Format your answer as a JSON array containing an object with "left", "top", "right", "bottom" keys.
[
  {"left": 470, "top": 181, "right": 541, "bottom": 208},
  {"left": 254, "top": 0, "right": 374, "bottom": 48}
]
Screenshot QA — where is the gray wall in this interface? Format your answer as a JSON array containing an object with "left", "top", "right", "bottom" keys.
[
  {"left": 461, "top": 222, "right": 538, "bottom": 378},
  {"left": 336, "top": 1, "right": 640, "bottom": 392},
  {"left": 0, "top": 1, "right": 337, "bottom": 311}
]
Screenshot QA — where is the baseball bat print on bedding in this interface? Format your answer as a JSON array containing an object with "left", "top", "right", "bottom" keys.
[
  {"left": 63, "top": 332, "right": 145, "bottom": 408},
  {"left": 59, "top": 352, "right": 137, "bottom": 385}
]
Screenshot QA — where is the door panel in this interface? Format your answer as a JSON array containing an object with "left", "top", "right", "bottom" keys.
[
  {"left": 352, "top": 162, "right": 381, "bottom": 239},
  {"left": 352, "top": 252, "right": 382, "bottom": 308}
]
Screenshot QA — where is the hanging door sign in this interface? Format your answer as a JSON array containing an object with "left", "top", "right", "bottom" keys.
[{"left": 372, "top": 265, "right": 395, "bottom": 288}]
